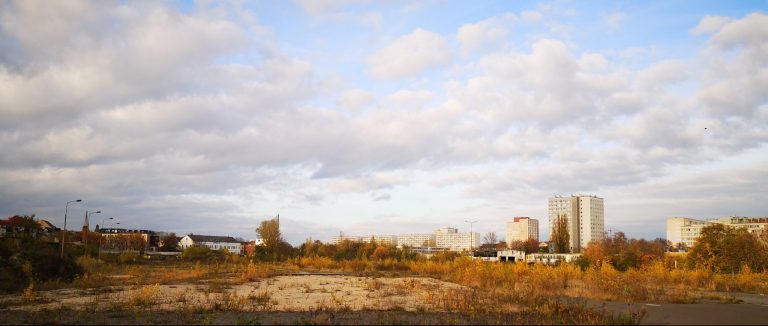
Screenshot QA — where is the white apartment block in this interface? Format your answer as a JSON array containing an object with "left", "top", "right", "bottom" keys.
[
  {"left": 435, "top": 232, "right": 481, "bottom": 252},
  {"left": 365, "top": 235, "right": 398, "bottom": 246},
  {"left": 667, "top": 216, "right": 768, "bottom": 249},
  {"left": 330, "top": 235, "right": 363, "bottom": 245},
  {"left": 397, "top": 233, "right": 435, "bottom": 247},
  {"left": 330, "top": 234, "right": 398, "bottom": 246},
  {"left": 548, "top": 195, "right": 605, "bottom": 253},
  {"left": 506, "top": 217, "right": 539, "bottom": 243},
  {"left": 434, "top": 227, "right": 458, "bottom": 234}
]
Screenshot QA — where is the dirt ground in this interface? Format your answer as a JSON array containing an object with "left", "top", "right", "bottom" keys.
[{"left": 0, "top": 275, "right": 471, "bottom": 313}]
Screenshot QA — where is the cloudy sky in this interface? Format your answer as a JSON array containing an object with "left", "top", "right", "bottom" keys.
[{"left": 1, "top": 0, "right": 766, "bottom": 244}]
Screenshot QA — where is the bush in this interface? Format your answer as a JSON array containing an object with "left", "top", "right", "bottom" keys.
[
  {"left": 0, "top": 239, "right": 82, "bottom": 293},
  {"left": 182, "top": 246, "right": 230, "bottom": 262}
]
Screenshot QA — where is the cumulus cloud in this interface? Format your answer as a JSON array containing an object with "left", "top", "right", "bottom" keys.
[
  {"left": 336, "top": 88, "right": 375, "bottom": 110},
  {"left": 1, "top": 2, "right": 766, "bottom": 243},
  {"left": 690, "top": 15, "right": 733, "bottom": 35},
  {"left": 457, "top": 13, "right": 516, "bottom": 54},
  {"left": 367, "top": 28, "right": 453, "bottom": 79}
]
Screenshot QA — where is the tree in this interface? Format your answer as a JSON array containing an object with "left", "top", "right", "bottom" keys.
[
  {"left": 482, "top": 232, "right": 498, "bottom": 245},
  {"left": 551, "top": 214, "right": 570, "bottom": 253},
  {"left": 6, "top": 215, "right": 41, "bottom": 239},
  {"left": 160, "top": 233, "right": 180, "bottom": 251},
  {"left": 687, "top": 224, "right": 768, "bottom": 273},
  {"left": 508, "top": 238, "right": 540, "bottom": 254},
  {"left": 256, "top": 219, "right": 282, "bottom": 261}
]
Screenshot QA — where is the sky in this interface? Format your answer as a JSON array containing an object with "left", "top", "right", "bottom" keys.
[{"left": 1, "top": 0, "right": 767, "bottom": 245}]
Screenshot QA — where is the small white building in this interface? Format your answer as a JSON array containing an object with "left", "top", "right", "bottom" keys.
[
  {"left": 180, "top": 234, "right": 241, "bottom": 254},
  {"left": 526, "top": 253, "right": 582, "bottom": 265}
]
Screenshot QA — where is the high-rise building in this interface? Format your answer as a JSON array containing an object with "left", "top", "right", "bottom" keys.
[
  {"left": 506, "top": 217, "right": 539, "bottom": 244},
  {"left": 435, "top": 231, "right": 480, "bottom": 251},
  {"left": 548, "top": 195, "right": 605, "bottom": 253}
]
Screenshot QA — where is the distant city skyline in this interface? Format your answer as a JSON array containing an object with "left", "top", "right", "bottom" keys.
[{"left": 1, "top": 1, "right": 766, "bottom": 245}]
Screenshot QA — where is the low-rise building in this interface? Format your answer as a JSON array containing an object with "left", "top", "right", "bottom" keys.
[
  {"left": 179, "top": 234, "right": 241, "bottom": 254},
  {"left": 99, "top": 228, "right": 160, "bottom": 252},
  {"left": 526, "top": 253, "right": 582, "bottom": 265},
  {"left": 397, "top": 233, "right": 435, "bottom": 247},
  {"left": 330, "top": 234, "right": 398, "bottom": 246},
  {"left": 666, "top": 216, "right": 768, "bottom": 249},
  {"left": 330, "top": 235, "right": 363, "bottom": 245}
]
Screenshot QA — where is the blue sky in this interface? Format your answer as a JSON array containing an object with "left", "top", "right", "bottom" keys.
[{"left": 1, "top": 0, "right": 766, "bottom": 244}]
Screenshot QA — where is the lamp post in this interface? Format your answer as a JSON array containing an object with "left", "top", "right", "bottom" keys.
[
  {"left": 98, "top": 217, "right": 113, "bottom": 260},
  {"left": 84, "top": 210, "right": 100, "bottom": 248},
  {"left": 112, "top": 222, "right": 120, "bottom": 252},
  {"left": 465, "top": 220, "right": 478, "bottom": 252},
  {"left": 61, "top": 199, "right": 82, "bottom": 259}
]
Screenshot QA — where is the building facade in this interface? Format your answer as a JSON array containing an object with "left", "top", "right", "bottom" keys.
[
  {"left": 666, "top": 216, "right": 768, "bottom": 249},
  {"left": 329, "top": 234, "right": 397, "bottom": 245},
  {"left": 396, "top": 233, "right": 435, "bottom": 247},
  {"left": 435, "top": 231, "right": 481, "bottom": 252},
  {"left": 506, "top": 217, "right": 539, "bottom": 244},
  {"left": 548, "top": 195, "right": 605, "bottom": 253},
  {"left": 179, "top": 234, "right": 241, "bottom": 254}
]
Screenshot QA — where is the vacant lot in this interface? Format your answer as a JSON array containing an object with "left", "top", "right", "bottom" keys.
[{"left": 0, "top": 274, "right": 471, "bottom": 313}]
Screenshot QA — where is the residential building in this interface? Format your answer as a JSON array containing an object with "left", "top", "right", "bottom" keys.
[
  {"left": 666, "top": 216, "right": 768, "bottom": 249},
  {"left": 435, "top": 231, "right": 480, "bottom": 252},
  {"left": 434, "top": 227, "right": 458, "bottom": 234},
  {"left": 329, "top": 234, "right": 397, "bottom": 245},
  {"left": 397, "top": 233, "right": 435, "bottom": 247},
  {"left": 548, "top": 194, "right": 605, "bottom": 253},
  {"left": 506, "top": 217, "right": 539, "bottom": 244},
  {"left": 330, "top": 235, "right": 363, "bottom": 245},
  {"left": 364, "top": 235, "right": 398, "bottom": 246},
  {"left": 100, "top": 228, "right": 160, "bottom": 252},
  {"left": 179, "top": 234, "right": 241, "bottom": 254}
]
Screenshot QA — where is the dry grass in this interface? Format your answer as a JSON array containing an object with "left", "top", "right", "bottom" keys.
[{"left": 404, "top": 257, "right": 768, "bottom": 306}]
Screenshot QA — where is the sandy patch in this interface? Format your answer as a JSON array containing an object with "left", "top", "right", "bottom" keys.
[{"left": 0, "top": 275, "right": 470, "bottom": 313}]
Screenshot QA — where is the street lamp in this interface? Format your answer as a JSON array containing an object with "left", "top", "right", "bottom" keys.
[
  {"left": 61, "top": 199, "right": 82, "bottom": 259},
  {"left": 98, "top": 217, "right": 113, "bottom": 261},
  {"left": 100, "top": 217, "right": 113, "bottom": 232},
  {"left": 84, "top": 210, "right": 101, "bottom": 247},
  {"left": 465, "top": 220, "right": 478, "bottom": 252}
]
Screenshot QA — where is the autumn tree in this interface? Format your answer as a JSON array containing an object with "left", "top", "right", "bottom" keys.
[
  {"left": 482, "top": 232, "right": 498, "bottom": 245},
  {"left": 256, "top": 219, "right": 282, "bottom": 260},
  {"left": 508, "top": 238, "right": 540, "bottom": 254},
  {"left": 687, "top": 224, "right": 768, "bottom": 273},
  {"left": 160, "top": 233, "right": 180, "bottom": 251},
  {"left": 551, "top": 214, "right": 570, "bottom": 253}
]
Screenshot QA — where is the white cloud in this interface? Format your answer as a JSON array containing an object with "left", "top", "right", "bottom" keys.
[
  {"left": 367, "top": 28, "right": 453, "bottom": 79},
  {"left": 457, "top": 13, "right": 516, "bottom": 54},
  {"left": 521, "top": 10, "right": 543, "bottom": 23},
  {"left": 385, "top": 90, "right": 434, "bottom": 109},
  {"left": 1, "top": 3, "right": 767, "bottom": 243},
  {"left": 294, "top": 0, "right": 367, "bottom": 16},
  {"left": 337, "top": 88, "right": 375, "bottom": 110},
  {"left": 690, "top": 15, "right": 733, "bottom": 35},
  {"left": 603, "top": 12, "right": 627, "bottom": 30}
]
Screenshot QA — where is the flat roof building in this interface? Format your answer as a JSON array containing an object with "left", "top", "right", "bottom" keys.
[
  {"left": 506, "top": 217, "right": 539, "bottom": 244},
  {"left": 548, "top": 195, "right": 605, "bottom": 253}
]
